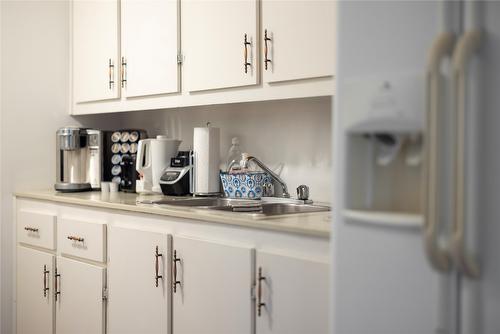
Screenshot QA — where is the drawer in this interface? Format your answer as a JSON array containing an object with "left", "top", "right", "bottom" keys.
[
  {"left": 58, "top": 218, "right": 107, "bottom": 262},
  {"left": 17, "top": 210, "right": 56, "bottom": 250}
]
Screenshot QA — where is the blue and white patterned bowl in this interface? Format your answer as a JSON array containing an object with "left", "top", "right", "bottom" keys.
[{"left": 220, "top": 172, "right": 273, "bottom": 199}]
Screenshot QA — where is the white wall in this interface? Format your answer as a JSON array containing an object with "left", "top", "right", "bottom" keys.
[
  {"left": 0, "top": 1, "right": 117, "bottom": 332},
  {"left": 113, "top": 96, "right": 332, "bottom": 203}
]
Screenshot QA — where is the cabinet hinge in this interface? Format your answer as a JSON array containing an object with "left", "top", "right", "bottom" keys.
[
  {"left": 250, "top": 285, "right": 256, "bottom": 300},
  {"left": 177, "top": 53, "right": 183, "bottom": 65},
  {"left": 102, "top": 287, "right": 108, "bottom": 301}
]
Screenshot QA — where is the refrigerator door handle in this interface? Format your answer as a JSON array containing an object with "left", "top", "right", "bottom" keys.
[
  {"left": 423, "top": 32, "right": 455, "bottom": 273},
  {"left": 452, "top": 30, "right": 482, "bottom": 279}
]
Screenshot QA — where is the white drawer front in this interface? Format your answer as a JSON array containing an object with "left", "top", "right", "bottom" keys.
[
  {"left": 17, "top": 210, "right": 56, "bottom": 250},
  {"left": 58, "top": 218, "right": 106, "bottom": 262}
]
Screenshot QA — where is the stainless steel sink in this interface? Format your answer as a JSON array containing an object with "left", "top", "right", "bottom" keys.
[
  {"left": 151, "top": 197, "right": 258, "bottom": 208},
  {"left": 149, "top": 197, "right": 330, "bottom": 217},
  {"left": 210, "top": 202, "right": 330, "bottom": 216},
  {"left": 261, "top": 203, "right": 330, "bottom": 216}
]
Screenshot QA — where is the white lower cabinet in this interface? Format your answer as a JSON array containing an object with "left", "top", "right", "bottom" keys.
[
  {"left": 55, "top": 256, "right": 106, "bottom": 334},
  {"left": 107, "top": 226, "right": 172, "bottom": 334},
  {"left": 256, "top": 251, "right": 329, "bottom": 334},
  {"left": 173, "top": 236, "right": 255, "bottom": 334},
  {"left": 16, "top": 199, "right": 329, "bottom": 334},
  {"left": 17, "top": 246, "right": 55, "bottom": 334}
]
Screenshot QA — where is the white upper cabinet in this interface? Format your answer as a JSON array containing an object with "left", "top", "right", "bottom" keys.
[
  {"left": 70, "top": 0, "right": 336, "bottom": 114},
  {"left": 72, "top": 0, "right": 120, "bottom": 103},
  {"left": 173, "top": 236, "right": 255, "bottom": 334},
  {"left": 262, "top": 0, "right": 336, "bottom": 83},
  {"left": 121, "top": 0, "right": 180, "bottom": 97},
  {"left": 108, "top": 226, "right": 172, "bottom": 334},
  {"left": 256, "top": 251, "right": 329, "bottom": 334},
  {"left": 182, "top": 0, "right": 259, "bottom": 92}
]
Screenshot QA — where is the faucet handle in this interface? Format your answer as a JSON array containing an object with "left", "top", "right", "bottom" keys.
[
  {"left": 296, "top": 185, "right": 310, "bottom": 201},
  {"left": 263, "top": 183, "right": 274, "bottom": 197}
]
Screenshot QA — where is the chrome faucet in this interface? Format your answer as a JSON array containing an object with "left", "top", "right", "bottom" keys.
[{"left": 241, "top": 155, "right": 290, "bottom": 198}]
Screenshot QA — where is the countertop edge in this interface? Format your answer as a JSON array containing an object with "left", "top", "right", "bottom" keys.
[{"left": 14, "top": 191, "right": 331, "bottom": 238}]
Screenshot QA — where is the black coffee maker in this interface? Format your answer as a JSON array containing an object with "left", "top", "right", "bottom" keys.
[{"left": 159, "top": 151, "right": 193, "bottom": 196}]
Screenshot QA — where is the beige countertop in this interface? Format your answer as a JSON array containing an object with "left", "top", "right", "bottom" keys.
[{"left": 15, "top": 190, "right": 331, "bottom": 238}]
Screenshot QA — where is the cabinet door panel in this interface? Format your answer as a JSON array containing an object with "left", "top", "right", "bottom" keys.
[
  {"left": 121, "top": 0, "right": 180, "bottom": 97},
  {"left": 55, "top": 256, "right": 105, "bottom": 334},
  {"left": 256, "top": 251, "right": 329, "bottom": 334},
  {"left": 17, "top": 246, "right": 54, "bottom": 334},
  {"left": 183, "top": 0, "right": 258, "bottom": 92},
  {"left": 108, "top": 227, "right": 171, "bottom": 334},
  {"left": 262, "top": 0, "right": 336, "bottom": 83},
  {"left": 73, "top": 0, "right": 120, "bottom": 103},
  {"left": 173, "top": 236, "right": 254, "bottom": 334}
]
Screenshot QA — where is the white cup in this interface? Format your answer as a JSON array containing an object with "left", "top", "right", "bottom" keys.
[
  {"left": 101, "top": 182, "right": 110, "bottom": 193},
  {"left": 110, "top": 182, "right": 119, "bottom": 193}
]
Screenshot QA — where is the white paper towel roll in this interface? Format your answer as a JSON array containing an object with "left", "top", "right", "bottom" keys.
[{"left": 193, "top": 126, "right": 220, "bottom": 195}]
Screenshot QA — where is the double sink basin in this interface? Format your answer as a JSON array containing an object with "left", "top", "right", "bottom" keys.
[{"left": 148, "top": 197, "right": 331, "bottom": 217}]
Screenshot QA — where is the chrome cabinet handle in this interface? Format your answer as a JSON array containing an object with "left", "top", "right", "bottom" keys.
[
  {"left": 55, "top": 268, "right": 61, "bottom": 301},
  {"left": 155, "top": 246, "right": 163, "bottom": 287},
  {"left": 108, "top": 58, "right": 115, "bottom": 90},
  {"left": 451, "top": 30, "right": 482, "bottom": 279},
  {"left": 121, "top": 57, "right": 127, "bottom": 88},
  {"left": 244, "top": 34, "right": 251, "bottom": 74},
  {"left": 173, "top": 250, "right": 181, "bottom": 293},
  {"left": 24, "top": 227, "right": 39, "bottom": 232},
  {"left": 264, "top": 29, "right": 272, "bottom": 70},
  {"left": 423, "top": 32, "right": 455, "bottom": 273},
  {"left": 257, "top": 267, "right": 266, "bottom": 317},
  {"left": 43, "top": 265, "right": 49, "bottom": 298},
  {"left": 67, "top": 235, "right": 84, "bottom": 242}
]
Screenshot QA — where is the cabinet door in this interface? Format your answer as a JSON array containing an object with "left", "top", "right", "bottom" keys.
[
  {"left": 262, "top": 0, "right": 336, "bottom": 83},
  {"left": 108, "top": 227, "right": 171, "bottom": 334},
  {"left": 73, "top": 0, "right": 120, "bottom": 103},
  {"left": 121, "top": 0, "right": 180, "bottom": 97},
  {"left": 173, "top": 236, "right": 254, "bottom": 334},
  {"left": 256, "top": 251, "right": 329, "bottom": 334},
  {"left": 183, "top": 0, "right": 258, "bottom": 92},
  {"left": 55, "top": 256, "right": 105, "bottom": 334},
  {"left": 17, "top": 246, "right": 54, "bottom": 334}
]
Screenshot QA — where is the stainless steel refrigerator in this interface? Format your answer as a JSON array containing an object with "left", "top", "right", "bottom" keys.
[{"left": 332, "top": 1, "right": 500, "bottom": 333}]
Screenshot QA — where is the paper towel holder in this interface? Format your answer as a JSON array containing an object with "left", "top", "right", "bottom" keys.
[{"left": 193, "top": 125, "right": 221, "bottom": 197}]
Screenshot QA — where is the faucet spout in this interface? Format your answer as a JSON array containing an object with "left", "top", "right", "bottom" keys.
[{"left": 243, "top": 156, "right": 290, "bottom": 198}]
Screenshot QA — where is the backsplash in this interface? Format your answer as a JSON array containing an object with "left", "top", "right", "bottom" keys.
[{"left": 109, "top": 96, "right": 332, "bottom": 202}]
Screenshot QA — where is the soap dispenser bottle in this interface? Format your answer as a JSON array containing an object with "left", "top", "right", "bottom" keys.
[{"left": 226, "top": 137, "right": 243, "bottom": 173}]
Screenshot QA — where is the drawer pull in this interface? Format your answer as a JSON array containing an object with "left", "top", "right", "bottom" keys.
[
  {"left": 244, "top": 33, "right": 251, "bottom": 74},
  {"left": 67, "top": 236, "right": 84, "bottom": 242},
  {"left": 257, "top": 267, "right": 266, "bottom": 317},
  {"left": 264, "top": 29, "right": 272, "bottom": 70},
  {"left": 24, "top": 227, "right": 39, "bottom": 232},
  {"left": 155, "top": 246, "right": 163, "bottom": 288},
  {"left": 173, "top": 250, "right": 181, "bottom": 293},
  {"left": 43, "top": 265, "right": 49, "bottom": 298}
]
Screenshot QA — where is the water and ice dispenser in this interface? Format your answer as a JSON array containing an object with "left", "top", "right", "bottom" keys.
[{"left": 341, "top": 74, "right": 425, "bottom": 225}]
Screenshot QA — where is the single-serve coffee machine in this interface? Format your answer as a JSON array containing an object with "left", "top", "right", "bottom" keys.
[
  {"left": 159, "top": 151, "right": 194, "bottom": 196},
  {"left": 55, "top": 127, "right": 103, "bottom": 192}
]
